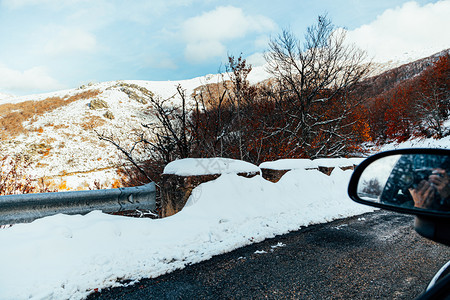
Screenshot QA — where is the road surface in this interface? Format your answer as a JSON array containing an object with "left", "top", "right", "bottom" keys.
[{"left": 88, "top": 211, "right": 450, "bottom": 299}]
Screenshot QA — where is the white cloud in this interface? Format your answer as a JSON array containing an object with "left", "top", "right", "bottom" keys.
[
  {"left": 185, "top": 41, "right": 226, "bottom": 64},
  {"left": 346, "top": 0, "right": 450, "bottom": 62},
  {"left": 0, "top": 64, "right": 63, "bottom": 93},
  {"left": 183, "top": 6, "right": 274, "bottom": 42},
  {"left": 182, "top": 6, "right": 276, "bottom": 63},
  {"left": 246, "top": 52, "right": 266, "bottom": 67},
  {"left": 42, "top": 26, "right": 97, "bottom": 55}
]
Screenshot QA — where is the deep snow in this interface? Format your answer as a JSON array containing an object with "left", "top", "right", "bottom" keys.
[
  {"left": 0, "top": 167, "right": 374, "bottom": 300},
  {"left": 164, "top": 157, "right": 261, "bottom": 176},
  {"left": 0, "top": 133, "right": 449, "bottom": 299}
]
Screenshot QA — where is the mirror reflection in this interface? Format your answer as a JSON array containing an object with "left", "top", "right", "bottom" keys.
[{"left": 357, "top": 154, "right": 450, "bottom": 212}]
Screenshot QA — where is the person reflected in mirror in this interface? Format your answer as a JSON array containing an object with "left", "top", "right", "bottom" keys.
[
  {"left": 380, "top": 154, "right": 450, "bottom": 211},
  {"left": 409, "top": 179, "right": 436, "bottom": 209},
  {"left": 430, "top": 168, "right": 450, "bottom": 200},
  {"left": 409, "top": 168, "right": 450, "bottom": 210}
]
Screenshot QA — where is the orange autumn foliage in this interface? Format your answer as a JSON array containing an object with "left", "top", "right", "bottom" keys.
[{"left": 367, "top": 54, "right": 449, "bottom": 143}]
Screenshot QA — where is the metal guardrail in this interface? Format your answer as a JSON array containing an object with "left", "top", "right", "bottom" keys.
[{"left": 0, "top": 183, "right": 156, "bottom": 225}]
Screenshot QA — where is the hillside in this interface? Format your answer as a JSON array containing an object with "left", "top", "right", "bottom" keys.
[
  {"left": 0, "top": 78, "right": 220, "bottom": 190},
  {"left": 361, "top": 48, "right": 449, "bottom": 98},
  {"left": 0, "top": 50, "right": 448, "bottom": 190}
]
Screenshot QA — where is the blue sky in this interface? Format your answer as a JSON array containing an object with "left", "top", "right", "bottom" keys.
[{"left": 0, "top": 0, "right": 449, "bottom": 95}]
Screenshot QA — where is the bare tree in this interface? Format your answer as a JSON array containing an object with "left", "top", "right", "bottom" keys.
[
  {"left": 264, "top": 15, "right": 371, "bottom": 158},
  {"left": 224, "top": 55, "right": 257, "bottom": 161},
  {"left": 190, "top": 55, "right": 258, "bottom": 161},
  {"left": 191, "top": 78, "right": 231, "bottom": 158},
  {"left": 415, "top": 88, "right": 449, "bottom": 138},
  {"left": 96, "top": 84, "right": 196, "bottom": 185},
  {"left": 95, "top": 130, "right": 153, "bottom": 183},
  {"left": 142, "top": 84, "right": 194, "bottom": 161}
]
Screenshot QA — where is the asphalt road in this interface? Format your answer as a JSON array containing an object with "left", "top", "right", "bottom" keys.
[{"left": 88, "top": 211, "right": 450, "bottom": 299}]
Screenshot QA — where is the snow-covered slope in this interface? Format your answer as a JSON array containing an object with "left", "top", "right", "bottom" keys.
[
  {"left": 0, "top": 127, "right": 449, "bottom": 299},
  {"left": 0, "top": 166, "right": 374, "bottom": 300},
  {"left": 0, "top": 77, "right": 227, "bottom": 190},
  {"left": 376, "top": 120, "right": 450, "bottom": 152}
]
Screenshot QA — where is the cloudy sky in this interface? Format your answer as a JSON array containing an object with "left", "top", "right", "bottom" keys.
[{"left": 0, "top": 0, "right": 449, "bottom": 96}]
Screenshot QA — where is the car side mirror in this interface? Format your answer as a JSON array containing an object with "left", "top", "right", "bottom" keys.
[{"left": 348, "top": 149, "right": 450, "bottom": 245}]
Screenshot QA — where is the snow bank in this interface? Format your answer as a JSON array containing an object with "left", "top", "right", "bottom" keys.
[
  {"left": 163, "top": 157, "right": 260, "bottom": 176},
  {"left": 0, "top": 168, "right": 373, "bottom": 300},
  {"left": 259, "top": 158, "right": 315, "bottom": 170},
  {"left": 259, "top": 157, "right": 365, "bottom": 170},
  {"left": 311, "top": 158, "right": 366, "bottom": 168}
]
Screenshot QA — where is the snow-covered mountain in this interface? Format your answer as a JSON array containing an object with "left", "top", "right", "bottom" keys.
[
  {"left": 0, "top": 49, "right": 447, "bottom": 190},
  {"left": 1, "top": 78, "right": 224, "bottom": 190}
]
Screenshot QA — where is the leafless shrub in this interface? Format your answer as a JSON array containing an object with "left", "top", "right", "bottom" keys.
[{"left": 0, "top": 155, "right": 55, "bottom": 195}]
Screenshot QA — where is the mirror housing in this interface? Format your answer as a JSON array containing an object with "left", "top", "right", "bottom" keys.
[{"left": 348, "top": 148, "right": 450, "bottom": 245}]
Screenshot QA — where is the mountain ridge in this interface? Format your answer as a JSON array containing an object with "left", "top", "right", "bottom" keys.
[{"left": 0, "top": 49, "right": 448, "bottom": 190}]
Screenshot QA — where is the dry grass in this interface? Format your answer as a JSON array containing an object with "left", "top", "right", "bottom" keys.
[
  {"left": 54, "top": 123, "right": 69, "bottom": 129},
  {"left": 79, "top": 135, "right": 91, "bottom": 143},
  {"left": 28, "top": 142, "right": 53, "bottom": 156},
  {"left": 0, "top": 89, "right": 101, "bottom": 139},
  {"left": 80, "top": 115, "right": 106, "bottom": 130}
]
